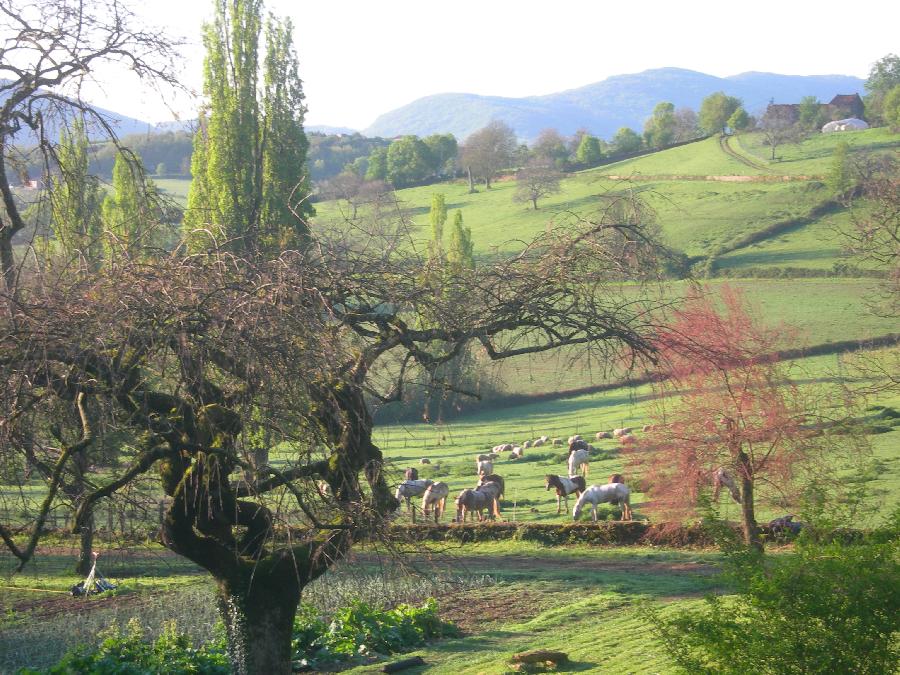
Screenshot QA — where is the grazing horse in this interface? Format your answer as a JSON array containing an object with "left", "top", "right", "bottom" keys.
[
  {"left": 545, "top": 474, "right": 586, "bottom": 515},
  {"left": 567, "top": 448, "right": 590, "bottom": 478},
  {"left": 712, "top": 467, "right": 741, "bottom": 504},
  {"left": 476, "top": 473, "right": 505, "bottom": 519},
  {"left": 455, "top": 488, "right": 491, "bottom": 522},
  {"left": 422, "top": 482, "right": 450, "bottom": 523},
  {"left": 395, "top": 479, "right": 433, "bottom": 523},
  {"left": 573, "top": 483, "right": 632, "bottom": 522}
]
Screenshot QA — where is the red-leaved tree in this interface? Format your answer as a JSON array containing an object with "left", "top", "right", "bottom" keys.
[{"left": 627, "top": 285, "right": 864, "bottom": 549}]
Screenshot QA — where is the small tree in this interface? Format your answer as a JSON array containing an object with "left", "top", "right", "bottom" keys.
[
  {"left": 575, "top": 134, "right": 604, "bottom": 166},
  {"left": 673, "top": 107, "right": 702, "bottom": 142},
  {"left": 864, "top": 53, "right": 900, "bottom": 124},
  {"left": 826, "top": 141, "right": 855, "bottom": 202},
  {"left": 612, "top": 127, "right": 643, "bottom": 155},
  {"left": 386, "top": 135, "right": 431, "bottom": 187},
  {"left": 514, "top": 160, "right": 562, "bottom": 210},
  {"left": 643, "top": 101, "right": 676, "bottom": 149},
  {"left": 461, "top": 120, "right": 517, "bottom": 189},
  {"left": 627, "top": 286, "right": 866, "bottom": 549},
  {"left": 759, "top": 106, "right": 799, "bottom": 160},
  {"left": 699, "top": 92, "right": 742, "bottom": 135},
  {"left": 727, "top": 106, "right": 751, "bottom": 133},
  {"left": 798, "top": 96, "right": 826, "bottom": 131},
  {"left": 531, "top": 128, "right": 570, "bottom": 168}
]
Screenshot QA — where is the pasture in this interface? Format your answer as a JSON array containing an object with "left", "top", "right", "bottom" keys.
[{"left": 3, "top": 128, "right": 898, "bottom": 673}]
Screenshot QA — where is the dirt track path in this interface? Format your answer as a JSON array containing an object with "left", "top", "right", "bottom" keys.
[{"left": 719, "top": 134, "right": 772, "bottom": 172}]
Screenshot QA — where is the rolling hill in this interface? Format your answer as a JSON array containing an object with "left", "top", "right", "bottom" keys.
[{"left": 363, "top": 67, "right": 865, "bottom": 141}]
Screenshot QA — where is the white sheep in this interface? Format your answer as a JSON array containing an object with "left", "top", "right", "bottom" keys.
[
  {"left": 510, "top": 446, "right": 524, "bottom": 459},
  {"left": 595, "top": 431, "right": 613, "bottom": 440},
  {"left": 523, "top": 440, "right": 533, "bottom": 449},
  {"left": 539, "top": 435, "right": 549, "bottom": 443},
  {"left": 476, "top": 459, "right": 493, "bottom": 476},
  {"left": 612, "top": 427, "right": 633, "bottom": 438},
  {"left": 619, "top": 434, "right": 636, "bottom": 444},
  {"left": 567, "top": 435, "right": 582, "bottom": 444},
  {"left": 533, "top": 438, "right": 545, "bottom": 447},
  {"left": 551, "top": 438, "right": 563, "bottom": 446}
]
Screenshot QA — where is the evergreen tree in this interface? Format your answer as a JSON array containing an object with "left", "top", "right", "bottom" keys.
[
  {"left": 447, "top": 210, "right": 474, "bottom": 274},
  {"left": 429, "top": 193, "right": 447, "bottom": 257},
  {"left": 51, "top": 119, "right": 103, "bottom": 265}
]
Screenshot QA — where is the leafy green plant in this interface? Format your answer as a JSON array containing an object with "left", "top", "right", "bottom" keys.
[
  {"left": 650, "top": 513, "right": 900, "bottom": 674},
  {"left": 292, "top": 599, "right": 457, "bottom": 669},
  {"left": 26, "top": 618, "right": 229, "bottom": 674}
]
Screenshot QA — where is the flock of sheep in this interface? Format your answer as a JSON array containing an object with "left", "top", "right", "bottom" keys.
[{"left": 394, "top": 426, "right": 652, "bottom": 524}]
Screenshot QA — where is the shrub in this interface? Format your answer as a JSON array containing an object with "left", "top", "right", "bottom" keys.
[{"left": 651, "top": 513, "right": 900, "bottom": 674}]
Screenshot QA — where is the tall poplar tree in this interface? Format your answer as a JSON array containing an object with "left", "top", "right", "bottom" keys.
[
  {"left": 185, "top": 0, "right": 312, "bottom": 253},
  {"left": 51, "top": 119, "right": 103, "bottom": 265},
  {"left": 102, "top": 151, "right": 154, "bottom": 257},
  {"left": 260, "top": 15, "right": 313, "bottom": 249}
]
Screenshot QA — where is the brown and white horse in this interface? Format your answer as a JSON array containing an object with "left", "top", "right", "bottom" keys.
[{"left": 545, "top": 474, "right": 586, "bottom": 515}]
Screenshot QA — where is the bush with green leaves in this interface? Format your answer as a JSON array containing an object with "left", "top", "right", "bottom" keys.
[
  {"left": 25, "top": 619, "right": 229, "bottom": 674},
  {"left": 292, "top": 599, "right": 458, "bottom": 669},
  {"left": 651, "top": 513, "right": 900, "bottom": 674}
]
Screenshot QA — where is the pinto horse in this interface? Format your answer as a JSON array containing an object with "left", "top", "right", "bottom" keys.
[{"left": 545, "top": 474, "right": 586, "bottom": 515}]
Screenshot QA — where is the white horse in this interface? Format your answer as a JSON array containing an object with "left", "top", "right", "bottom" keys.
[
  {"left": 395, "top": 479, "right": 433, "bottom": 523},
  {"left": 476, "top": 474, "right": 505, "bottom": 519},
  {"left": 422, "top": 481, "right": 450, "bottom": 523},
  {"left": 573, "top": 483, "right": 632, "bottom": 522},
  {"left": 476, "top": 459, "right": 493, "bottom": 476},
  {"left": 567, "top": 448, "right": 590, "bottom": 478}
]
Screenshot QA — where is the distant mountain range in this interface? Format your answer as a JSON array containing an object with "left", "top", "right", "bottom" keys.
[{"left": 362, "top": 67, "right": 866, "bottom": 142}]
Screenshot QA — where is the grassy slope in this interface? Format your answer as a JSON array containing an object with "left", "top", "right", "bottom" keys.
[{"left": 311, "top": 128, "right": 896, "bottom": 267}]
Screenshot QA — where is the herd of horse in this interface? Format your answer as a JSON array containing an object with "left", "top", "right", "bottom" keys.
[{"left": 393, "top": 441, "right": 633, "bottom": 523}]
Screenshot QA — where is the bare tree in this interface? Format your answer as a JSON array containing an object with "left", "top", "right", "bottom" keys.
[
  {"left": 514, "top": 159, "right": 562, "bottom": 210},
  {"left": 0, "top": 0, "right": 183, "bottom": 292},
  {"left": 1, "top": 196, "right": 666, "bottom": 673},
  {"left": 759, "top": 106, "right": 800, "bottom": 161},
  {"left": 460, "top": 120, "right": 517, "bottom": 190}
]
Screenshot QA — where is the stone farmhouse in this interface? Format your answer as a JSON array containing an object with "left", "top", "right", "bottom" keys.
[{"left": 765, "top": 93, "right": 865, "bottom": 123}]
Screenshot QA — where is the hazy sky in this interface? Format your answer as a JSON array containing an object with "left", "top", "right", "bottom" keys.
[{"left": 89, "top": 0, "right": 899, "bottom": 130}]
